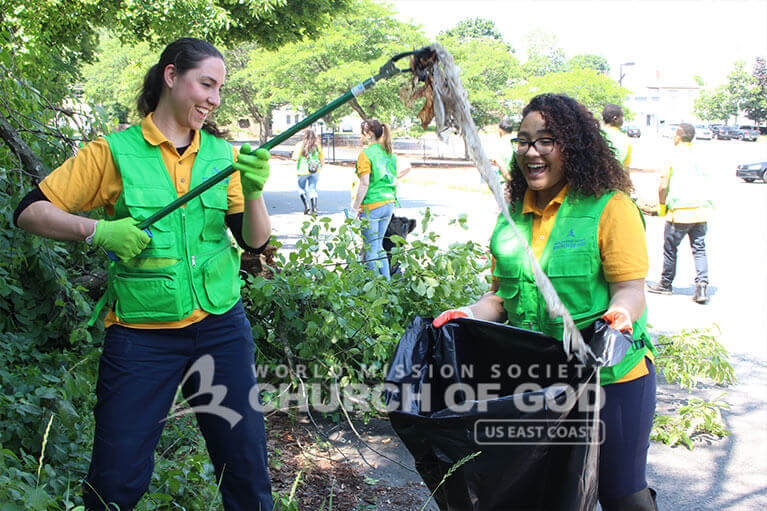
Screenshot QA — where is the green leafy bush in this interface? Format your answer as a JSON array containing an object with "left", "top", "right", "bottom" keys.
[
  {"left": 654, "top": 325, "right": 737, "bottom": 390},
  {"left": 243, "top": 210, "right": 491, "bottom": 418},
  {"left": 651, "top": 397, "right": 730, "bottom": 449}
]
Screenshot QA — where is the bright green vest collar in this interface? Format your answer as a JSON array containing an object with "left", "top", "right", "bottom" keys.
[
  {"left": 89, "top": 125, "right": 241, "bottom": 325},
  {"left": 490, "top": 190, "right": 654, "bottom": 384}
]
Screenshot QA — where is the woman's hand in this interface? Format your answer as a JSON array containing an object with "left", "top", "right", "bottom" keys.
[
  {"left": 432, "top": 307, "right": 474, "bottom": 327},
  {"left": 432, "top": 292, "right": 507, "bottom": 327},
  {"left": 605, "top": 279, "right": 647, "bottom": 331},
  {"left": 235, "top": 144, "right": 270, "bottom": 201}
]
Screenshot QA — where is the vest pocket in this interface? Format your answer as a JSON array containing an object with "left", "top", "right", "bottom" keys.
[
  {"left": 546, "top": 256, "right": 593, "bottom": 315},
  {"left": 201, "top": 246, "right": 241, "bottom": 310},
  {"left": 199, "top": 186, "right": 228, "bottom": 242},
  {"left": 112, "top": 262, "right": 186, "bottom": 322},
  {"left": 122, "top": 189, "right": 176, "bottom": 254}
]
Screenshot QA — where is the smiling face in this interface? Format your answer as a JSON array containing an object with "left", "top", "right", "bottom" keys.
[
  {"left": 515, "top": 111, "right": 567, "bottom": 206},
  {"left": 164, "top": 56, "right": 226, "bottom": 131}
]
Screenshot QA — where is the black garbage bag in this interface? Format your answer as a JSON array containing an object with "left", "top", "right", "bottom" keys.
[{"left": 385, "top": 317, "right": 625, "bottom": 511}]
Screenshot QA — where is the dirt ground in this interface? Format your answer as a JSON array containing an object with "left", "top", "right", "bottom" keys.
[{"left": 266, "top": 412, "right": 435, "bottom": 510}]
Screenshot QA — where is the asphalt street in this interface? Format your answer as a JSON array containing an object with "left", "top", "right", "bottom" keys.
[{"left": 259, "top": 134, "right": 767, "bottom": 510}]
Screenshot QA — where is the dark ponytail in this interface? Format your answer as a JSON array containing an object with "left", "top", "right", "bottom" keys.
[
  {"left": 361, "top": 118, "right": 393, "bottom": 154},
  {"left": 137, "top": 37, "right": 228, "bottom": 138}
]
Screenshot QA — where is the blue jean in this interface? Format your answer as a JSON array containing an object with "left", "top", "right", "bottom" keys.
[
  {"left": 83, "top": 300, "right": 272, "bottom": 511},
  {"left": 661, "top": 221, "right": 708, "bottom": 285},
  {"left": 599, "top": 360, "right": 656, "bottom": 500},
  {"left": 297, "top": 173, "right": 319, "bottom": 200},
  {"left": 360, "top": 201, "right": 395, "bottom": 280}
]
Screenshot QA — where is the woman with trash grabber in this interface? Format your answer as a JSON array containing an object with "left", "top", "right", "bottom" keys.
[
  {"left": 434, "top": 94, "right": 659, "bottom": 510},
  {"left": 14, "top": 37, "right": 273, "bottom": 510}
]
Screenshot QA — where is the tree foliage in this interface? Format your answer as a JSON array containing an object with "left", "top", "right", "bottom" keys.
[
  {"left": 507, "top": 68, "right": 629, "bottom": 115},
  {"left": 694, "top": 86, "right": 736, "bottom": 123},
  {"left": 237, "top": 0, "right": 427, "bottom": 123},
  {"left": 439, "top": 34, "right": 522, "bottom": 126},
  {"left": 521, "top": 29, "right": 567, "bottom": 78},
  {"left": 743, "top": 56, "right": 767, "bottom": 125},
  {"left": 567, "top": 54, "right": 610, "bottom": 75},
  {"left": 438, "top": 17, "right": 505, "bottom": 43}
]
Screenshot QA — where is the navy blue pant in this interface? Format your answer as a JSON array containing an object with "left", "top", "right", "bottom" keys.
[
  {"left": 83, "top": 300, "right": 272, "bottom": 510},
  {"left": 599, "top": 359, "right": 656, "bottom": 501},
  {"left": 662, "top": 221, "right": 709, "bottom": 286}
]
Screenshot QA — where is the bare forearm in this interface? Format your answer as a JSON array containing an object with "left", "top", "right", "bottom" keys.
[
  {"left": 352, "top": 176, "right": 370, "bottom": 212},
  {"left": 608, "top": 279, "right": 646, "bottom": 322},
  {"left": 242, "top": 197, "right": 271, "bottom": 247},
  {"left": 16, "top": 201, "right": 95, "bottom": 241},
  {"left": 467, "top": 291, "right": 507, "bottom": 322}
]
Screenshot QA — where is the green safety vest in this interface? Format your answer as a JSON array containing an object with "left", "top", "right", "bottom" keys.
[
  {"left": 490, "top": 190, "right": 655, "bottom": 385},
  {"left": 666, "top": 143, "right": 712, "bottom": 211},
  {"left": 91, "top": 125, "right": 241, "bottom": 324},
  {"left": 358, "top": 143, "right": 397, "bottom": 205},
  {"left": 603, "top": 126, "right": 630, "bottom": 168}
]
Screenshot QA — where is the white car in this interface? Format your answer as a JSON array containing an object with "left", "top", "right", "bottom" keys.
[
  {"left": 695, "top": 125, "right": 712, "bottom": 140},
  {"left": 661, "top": 124, "right": 680, "bottom": 138}
]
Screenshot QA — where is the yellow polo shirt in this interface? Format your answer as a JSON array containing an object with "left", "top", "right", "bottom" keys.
[
  {"left": 491, "top": 185, "right": 652, "bottom": 382},
  {"left": 39, "top": 114, "right": 245, "bottom": 329}
]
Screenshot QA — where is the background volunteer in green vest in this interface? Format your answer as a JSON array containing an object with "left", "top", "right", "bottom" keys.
[
  {"left": 490, "top": 116, "right": 515, "bottom": 183},
  {"left": 351, "top": 118, "right": 412, "bottom": 280},
  {"left": 433, "top": 94, "right": 659, "bottom": 510},
  {"left": 648, "top": 123, "right": 712, "bottom": 304},
  {"left": 602, "top": 103, "right": 632, "bottom": 172},
  {"left": 292, "top": 128, "right": 323, "bottom": 214},
  {"left": 14, "top": 38, "right": 274, "bottom": 510}
]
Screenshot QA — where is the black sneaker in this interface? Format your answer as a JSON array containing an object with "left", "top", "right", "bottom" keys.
[{"left": 647, "top": 282, "right": 672, "bottom": 295}]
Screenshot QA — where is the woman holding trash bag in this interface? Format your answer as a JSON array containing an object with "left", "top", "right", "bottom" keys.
[
  {"left": 292, "top": 128, "right": 323, "bottom": 214},
  {"left": 433, "top": 94, "right": 658, "bottom": 510},
  {"left": 350, "top": 118, "right": 411, "bottom": 280},
  {"left": 14, "top": 38, "right": 273, "bottom": 510}
]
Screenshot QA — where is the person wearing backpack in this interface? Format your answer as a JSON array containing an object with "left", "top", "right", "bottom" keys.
[{"left": 292, "top": 128, "right": 323, "bottom": 214}]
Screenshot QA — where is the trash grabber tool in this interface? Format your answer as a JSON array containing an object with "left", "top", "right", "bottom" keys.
[{"left": 127, "top": 47, "right": 435, "bottom": 238}]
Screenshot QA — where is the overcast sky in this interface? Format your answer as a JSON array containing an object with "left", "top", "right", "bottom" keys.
[{"left": 389, "top": 0, "right": 767, "bottom": 90}]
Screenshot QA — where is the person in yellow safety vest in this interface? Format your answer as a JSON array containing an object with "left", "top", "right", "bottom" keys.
[
  {"left": 292, "top": 128, "right": 324, "bottom": 214},
  {"left": 648, "top": 123, "right": 712, "bottom": 303},
  {"left": 602, "top": 103, "right": 632, "bottom": 171},
  {"left": 489, "top": 117, "right": 515, "bottom": 183},
  {"left": 434, "top": 94, "right": 659, "bottom": 510},
  {"left": 14, "top": 38, "right": 274, "bottom": 510},
  {"left": 350, "top": 118, "right": 412, "bottom": 280}
]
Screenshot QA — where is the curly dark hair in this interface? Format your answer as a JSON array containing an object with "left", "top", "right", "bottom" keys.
[{"left": 506, "top": 93, "right": 633, "bottom": 208}]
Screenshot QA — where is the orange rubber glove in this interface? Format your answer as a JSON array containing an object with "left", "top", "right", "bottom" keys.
[
  {"left": 432, "top": 307, "right": 474, "bottom": 328},
  {"left": 602, "top": 306, "right": 633, "bottom": 333}
]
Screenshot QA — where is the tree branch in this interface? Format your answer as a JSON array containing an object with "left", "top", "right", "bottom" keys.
[
  {"left": 348, "top": 98, "right": 367, "bottom": 120},
  {"left": 0, "top": 110, "right": 49, "bottom": 182}
]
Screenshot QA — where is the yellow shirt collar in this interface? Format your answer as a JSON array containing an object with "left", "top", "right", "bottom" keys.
[
  {"left": 522, "top": 183, "right": 570, "bottom": 216},
  {"left": 140, "top": 113, "right": 201, "bottom": 153}
]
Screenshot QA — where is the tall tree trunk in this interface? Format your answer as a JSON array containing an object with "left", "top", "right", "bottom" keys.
[
  {"left": 0, "top": 111, "right": 49, "bottom": 182},
  {"left": 349, "top": 98, "right": 368, "bottom": 120}
]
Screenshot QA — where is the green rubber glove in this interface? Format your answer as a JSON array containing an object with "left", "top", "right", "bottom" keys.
[
  {"left": 235, "top": 144, "right": 270, "bottom": 200},
  {"left": 92, "top": 217, "right": 151, "bottom": 261}
]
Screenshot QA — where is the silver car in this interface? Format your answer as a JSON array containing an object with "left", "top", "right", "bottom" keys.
[{"left": 695, "top": 125, "right": 712, "bottom": 140}]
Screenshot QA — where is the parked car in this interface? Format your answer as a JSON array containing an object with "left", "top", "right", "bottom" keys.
[
  {"left": 624, "top": 125, "right": 641, "bottom": 138},
  {"left": 709, "top": 124, "right": 730, "bottom": 140},
  {"left": 723, "top": 126, "right": 744, "bottom": 140},
  {"left": 736, "top": 161, "right": 767, "bottom": 183},
  {"left": 661, "top": 124, "right": 680, "bottom": 138},
  {"left": 737, "top": 126, "right": 760, "bottom": 141},
  {"left": 694, "top": 125, "right": 712, "bottom": 140}
]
